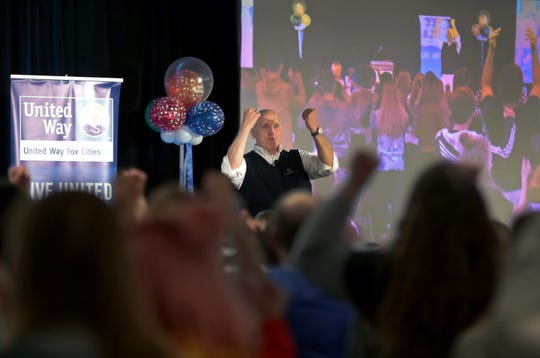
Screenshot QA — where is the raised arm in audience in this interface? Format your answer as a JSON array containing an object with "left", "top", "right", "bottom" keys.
[
  {"left": 526, "top": 27, "right": 540, "bottom": 99},
  {"left": 290, "top": 150, "right": 379, "bottom": 299}
]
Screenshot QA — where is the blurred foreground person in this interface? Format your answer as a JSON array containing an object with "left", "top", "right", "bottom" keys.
[
  {"left": 131, "top": 176, "right": 296, "bottom": 358},
  {"left": 0, "top": 191, "right": 171, "bottom": 358},
  {"left": 292, "top": 150, "right": 501, "bottom": 358}
]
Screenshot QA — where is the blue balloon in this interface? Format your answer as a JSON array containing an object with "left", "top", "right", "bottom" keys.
[{"left": 186, "top": 101, "right": 225, "bottom": 137}]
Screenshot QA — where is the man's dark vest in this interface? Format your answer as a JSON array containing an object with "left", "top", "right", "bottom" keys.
[{"left": 238, "top": 149, "right": 312, "bottom": 216}]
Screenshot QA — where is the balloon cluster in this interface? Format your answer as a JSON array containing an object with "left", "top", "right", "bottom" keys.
[
  {"left": 290, "top": 0, "right": 311, "bottom": 30},
  {"left": 145, "top": 56, "right": 225, "bottom": 146}
]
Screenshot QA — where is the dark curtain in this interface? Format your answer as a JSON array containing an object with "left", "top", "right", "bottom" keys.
[{"left": 0, "top": 0, "right": 241, "bottom": 191}]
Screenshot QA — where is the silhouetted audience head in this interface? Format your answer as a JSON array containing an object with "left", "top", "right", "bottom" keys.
[
  {"left": 395, "top": 70, "right": 412, "bottom": 101},
  {"left": 377, "top": 79, "right": 409, "bottom": 138},
  {"left": 132, "top": 184, "right": 255, "bottom": 357},
  {"left": 356, "top": 64, "right": 376, "bottom": 89},
  {"left": 419, "top": 71, "right": 447, "bottom": 105},
  {"left": 0, "top": 181, "right": 32, "bottom": 334},
  {"left": 330, "top": 60, "right": 344, "bottom": 80},
  {"left": 264, "top": 189, "right": 318, "bottom": 263},
  {"left": 511, "top": 210, "right": 540, "bottom": 241},
  {"left": 379, "top": 72, "right": 393, "bottom": 87},
  {"left": 448, "top": 86, "right": 476, "bottom": 124},
  {"left": 377, "top": 160, "right": 500, "bottom": 358},
  {"left": 375, "top": 72, "right": 394, "bottom": 108},
  {"left": 144, "top": 180, "right": 190, "bottom": 217},
  {"left": 415, "top": 107, "right": 448, "bottom": 151},
  {"left": 317, "top": 69, "right": 338, "bottom": 95},
  {"left": 258, "top": 61, "right": 285, "bottom": 97},
  {"left": 490, "top": 219, "right": 512, "bottom": 260},
  {"left": 408, "top": 72, "right": 425, "bottom": 109},
  {"left": 497, "top": 63, "right": 524, "bottom": 104},
  {"left": 415, "top": 72, "right": 451, "bottom": 150},
  {"left": 453, "top": 67, "right": 471, "bottom": 90},
  {"left": 0, "top": 181, "right": 31, "bottom": 259},
  {"left": 4, "top": 190, "right": 168, "bottom": 357}
]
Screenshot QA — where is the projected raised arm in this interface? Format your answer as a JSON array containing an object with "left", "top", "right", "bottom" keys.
[
  {"left": 287, "top": 68, "right": 306, "bottom": 108},
  {"left": 302, "top": 108, "right": 334, "bottom": 167},
  {"left": 433, "top": 17, "right": 442, "bottom": 38},
  {"left": 481, "top": 26, "right": 502, "bottom": 100},
  {"left": 526, "top": 27, "right": 540, "bottom": 99},
  {"left": 450, "top": 18, "right": 462, "bottom": 53}
]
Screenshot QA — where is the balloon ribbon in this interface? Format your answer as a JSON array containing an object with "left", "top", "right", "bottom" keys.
[
  {"left": 298, "top": 29, "right": 303, "bottom": 58},
  {"left": 179, "top": 142, "right": 194, "bottom": 193}
]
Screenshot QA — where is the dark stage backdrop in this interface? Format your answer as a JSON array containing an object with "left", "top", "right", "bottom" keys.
[{"left": 0, "top": 0, "right": 241, "bottom": 191}]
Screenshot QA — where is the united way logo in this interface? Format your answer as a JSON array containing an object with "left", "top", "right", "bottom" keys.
[{"left": 78, "top": 102, "right": 110, "bottom": 137}]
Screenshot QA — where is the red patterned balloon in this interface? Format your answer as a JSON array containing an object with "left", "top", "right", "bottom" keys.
[
  {"left": 149, "top": 96, "right": 187, "bottom": 131},
  {"left": 165, "top": 69, "right": 205, "bottom": 110}
]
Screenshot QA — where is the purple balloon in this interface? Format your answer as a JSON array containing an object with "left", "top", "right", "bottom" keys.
[{"left": 186, "top": 101, "right": 225, "bottom": 136}]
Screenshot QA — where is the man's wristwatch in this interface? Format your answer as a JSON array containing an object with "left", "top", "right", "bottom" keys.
[{"left": 311, "top": 127, "right": 323, "bottom": 137}]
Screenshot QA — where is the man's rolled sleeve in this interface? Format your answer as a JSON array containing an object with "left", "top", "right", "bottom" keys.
[
  {"left": 298, "top": 150, "right": 339, "bottom": 179},
  {"left": 221, "top": 155, "right": 247, "bottom": 189}
]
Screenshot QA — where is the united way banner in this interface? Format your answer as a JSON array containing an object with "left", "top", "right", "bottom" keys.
[
  {"left": 10, "top": 75, "right": 123, "bottom": 201},
  {"left": 419, "top": 15, "right": 450, "bottom": 78}
]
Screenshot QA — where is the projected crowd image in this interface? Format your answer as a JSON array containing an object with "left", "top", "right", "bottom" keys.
[{"left": 240, "top": 0, "right": 540, "bottom": 242}]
